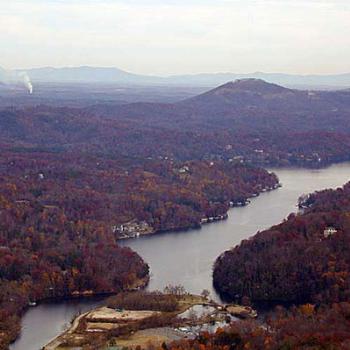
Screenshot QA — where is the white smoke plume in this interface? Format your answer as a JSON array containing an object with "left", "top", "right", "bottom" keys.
[
  {"left": 18, "top": 72, "right": 33, "bottom": 94},
  {"left": 0, "top": 69, "right": 34, "bottom": 94}
]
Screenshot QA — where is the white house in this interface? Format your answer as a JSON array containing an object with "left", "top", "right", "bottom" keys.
[{"left": 323, "top": 227, "right": 337, "bottom": 238}]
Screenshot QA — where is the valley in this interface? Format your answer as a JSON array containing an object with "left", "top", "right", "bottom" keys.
[{"left": 1, "top": 79, "right": 350, "bottom": 350}]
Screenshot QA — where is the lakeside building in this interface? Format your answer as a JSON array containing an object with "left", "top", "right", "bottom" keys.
[{"left": 323, "top": 227, "right": 337, "bottom": 238}]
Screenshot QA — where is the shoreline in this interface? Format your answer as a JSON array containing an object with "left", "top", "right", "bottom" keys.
[
  {"left": 117, "top": 182, "right": 282, "bottom": 241},
  {"left": 10, "top": 162, "right": 350, "bottom": 350},
  {"left": 13, "top": 181, "right": 281, "bottom": 348},
  {"left": 10, "top": 177, "right": 280, "bottom": 349},
  {"left": 10, "top": 275, "right": 150, "bottom": 349},
  {"left": 10, "top": 177, "right": 282, "bottom": 349}
]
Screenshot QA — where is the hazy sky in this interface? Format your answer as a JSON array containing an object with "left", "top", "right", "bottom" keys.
[{"left": 1, "top": 0, "right": 350, "bottom": 75}]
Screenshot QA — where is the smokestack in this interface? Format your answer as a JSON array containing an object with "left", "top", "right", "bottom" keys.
[{"left": 18, "top": 72, "right": 33, "bottom": 94}]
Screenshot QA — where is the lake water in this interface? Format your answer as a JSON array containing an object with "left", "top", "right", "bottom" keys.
[
  {"left": 10, "top": 163, "right": 350, "bottom": 350},
  {"left": 10, "top": 298, "right": 104, "bottom": 350}
]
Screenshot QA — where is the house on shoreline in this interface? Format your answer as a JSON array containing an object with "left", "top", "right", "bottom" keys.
[
  {"left": 113, "top": 219, "right": 154, "bottom": 239},
  {"left": 323, "top": 226, "right": 337, "bottom": 238}
]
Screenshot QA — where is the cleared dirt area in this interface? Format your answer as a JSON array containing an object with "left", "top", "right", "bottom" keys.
[
  {"left": 43, "top": 292, "right": 257, "bottom": 349},
  {"left": 86, "top": 307, "right": 160, "bottom": 322},
  {"left": 86, "top": 322, "right": 118, "bottom": 331}
]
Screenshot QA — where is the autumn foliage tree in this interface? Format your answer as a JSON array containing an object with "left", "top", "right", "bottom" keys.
[{"left": 214, "top": 182, "right": 350, "bottom": 305}]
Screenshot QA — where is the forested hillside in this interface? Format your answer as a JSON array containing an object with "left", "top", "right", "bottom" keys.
[
  {"left": 0, "top": 184, "right": 148, "bottom": 349},
  {"left": 213, "top": 182, "right": 350, "bottom": 305},
  {"left": 2, "top": 79, "right": 350, "bottom": 167}
]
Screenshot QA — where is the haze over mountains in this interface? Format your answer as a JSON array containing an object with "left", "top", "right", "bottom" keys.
[
  {"left": 2, "top": 65, "right": 350, "bottom": 89},
  {"left": 179, "top": 79, "right": 350, "bottom": 127},
  {"left": 1, "top": 78, "right": 350, "bottom": 167},
  {"left": 0, "top": 67, "right": 7, "bottom": 82},
  {"left": 88, "top": 79, "right": 350, "bottom": 133}
]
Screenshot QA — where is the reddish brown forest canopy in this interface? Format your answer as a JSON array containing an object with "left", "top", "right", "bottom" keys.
[
  {"left": 214, "top": 182, "right": 350, "bottom": 305},
  {"left": 1, "top": 79, "right": 350, "bottom": 349}
]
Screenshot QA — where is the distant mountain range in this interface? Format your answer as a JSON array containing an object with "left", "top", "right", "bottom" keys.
[
  {"left": 168, "top": 71, "right": 350, "bottom": 89},
  {"left": 1, "top": 65, "right": 350, "bottom": 89}
]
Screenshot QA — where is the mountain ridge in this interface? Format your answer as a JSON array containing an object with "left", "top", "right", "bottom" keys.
[
  {"left": 202, "top": 78, "right": 292, "bottom": 95},
  {"left": 1, "top": 65, "right": 350, "bottom": 88}
]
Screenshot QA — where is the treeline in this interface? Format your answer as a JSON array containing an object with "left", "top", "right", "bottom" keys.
[
  {"left": 213, "top": 181, "right": 350, "bottom": 305},
  {"left": 106, "top": 291, "right": 179, "bottom": 312},
  {"left": 164, "top": 303, "right": 350, "bottom": 350}
]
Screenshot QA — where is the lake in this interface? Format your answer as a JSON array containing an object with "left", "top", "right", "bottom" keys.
[{"left": 10, "top": 163, "right": 350, "bottom": 350}]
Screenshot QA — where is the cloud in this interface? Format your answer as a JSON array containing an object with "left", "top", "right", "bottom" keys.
[{"left": 1, "top": 0, "right": 350, "bottom": 74}]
